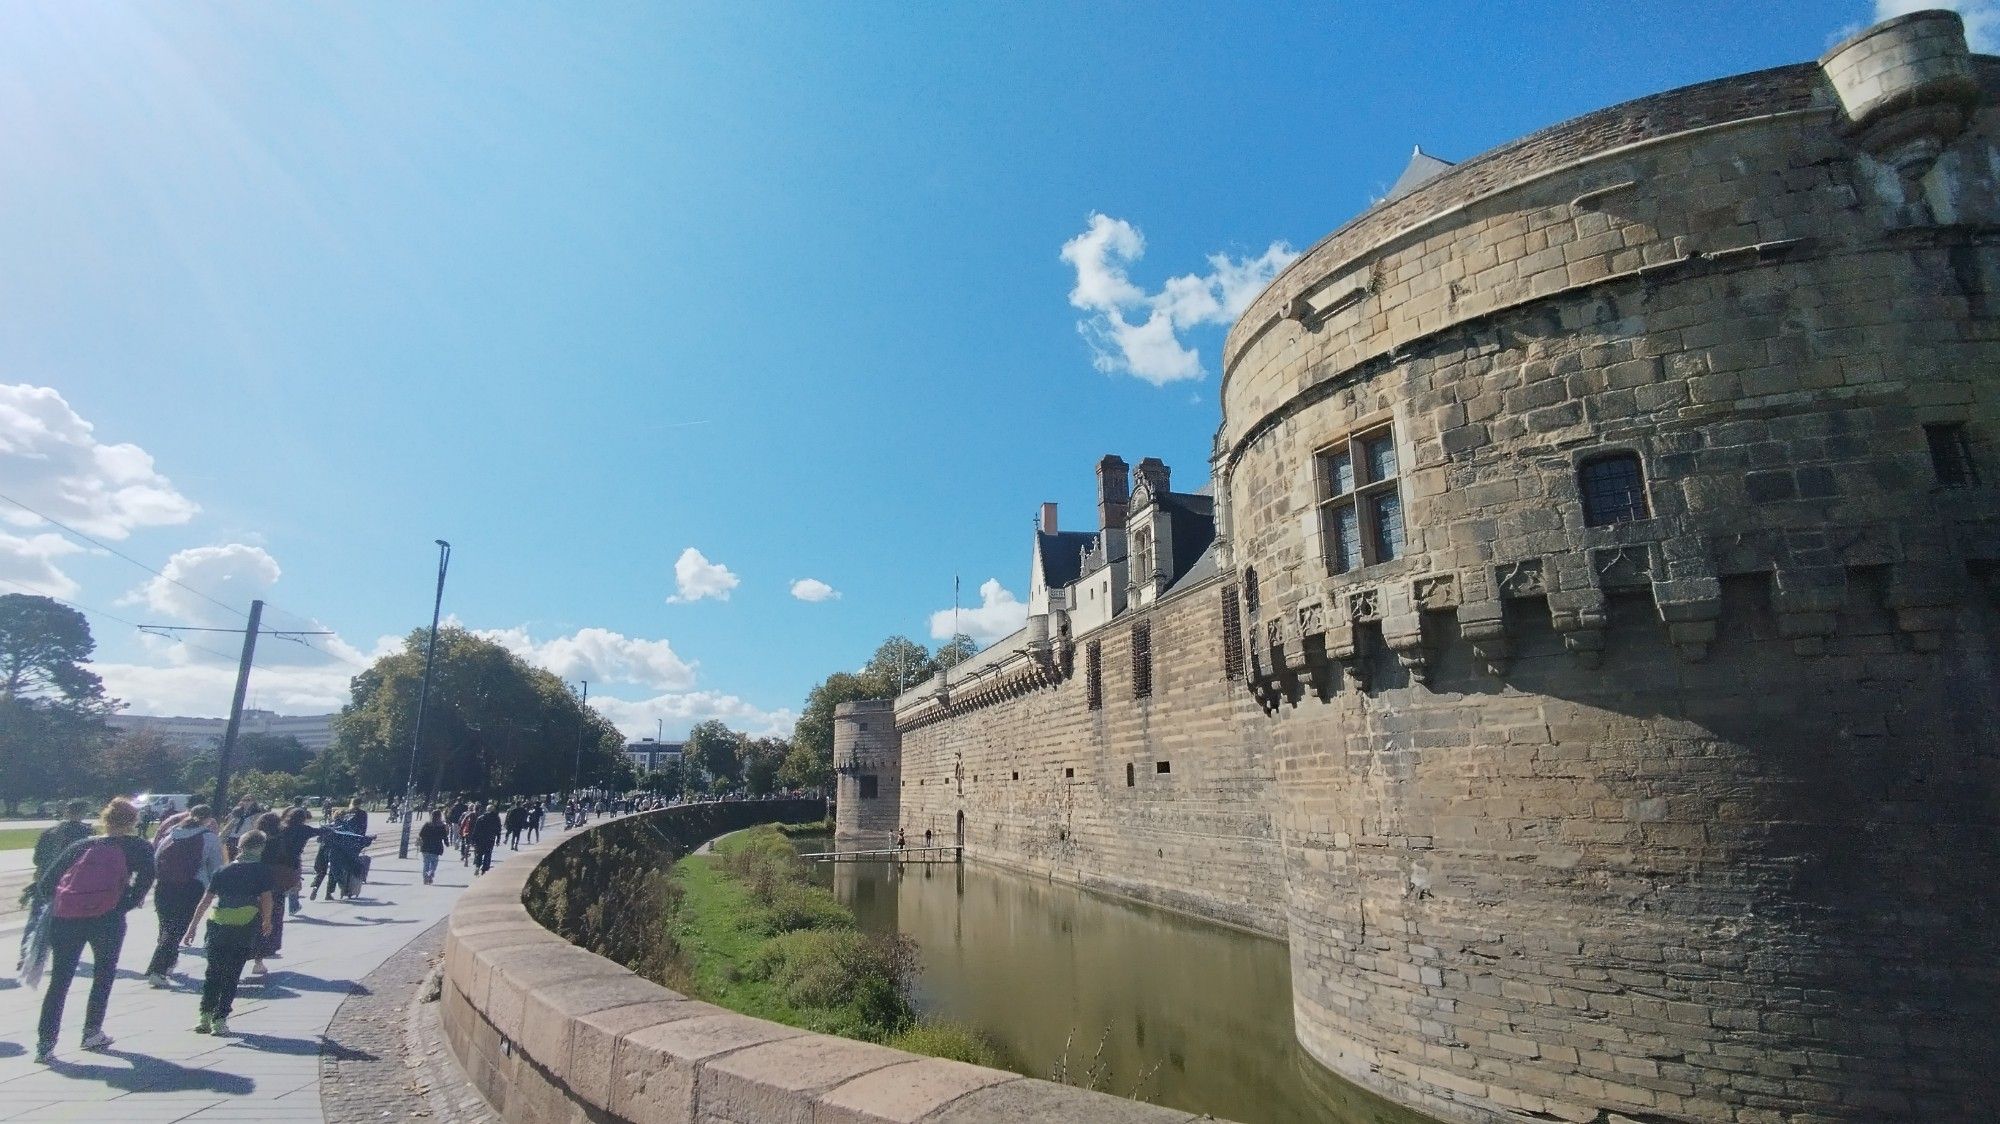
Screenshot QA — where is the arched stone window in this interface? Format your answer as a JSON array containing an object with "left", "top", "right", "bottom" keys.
[{"left": 1579, "top": 451, "right": 1649, "bottom": 527}]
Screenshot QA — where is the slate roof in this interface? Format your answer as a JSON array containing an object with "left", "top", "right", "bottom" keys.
[
  {"left": 1386, "top": 146, "right": 1456, "bottom": 202},
  {"left": 1037, "top": 530, "right": 1098, "bottom": 589}
]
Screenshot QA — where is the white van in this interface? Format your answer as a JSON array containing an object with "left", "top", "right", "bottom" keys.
[{"left": 135, "top": 793, "right": 194, "bottom": 818}]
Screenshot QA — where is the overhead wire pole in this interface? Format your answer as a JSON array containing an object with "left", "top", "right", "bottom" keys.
[
  {"left": 571, "top": 680, "right": 589, "bottom": 794},
  {"left": 399, "top": 540, "right": 452, "bottom": 860},
  {"left": 211, "top": 601, "right": 264, "bottom": 810},
  {"left": 136, "top": 605, "right": 331, "bottom": 808}
]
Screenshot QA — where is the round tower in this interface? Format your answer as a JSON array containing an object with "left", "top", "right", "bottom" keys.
[
  {"left": 1219, "top": 12, "right": 2000, "bottom": 1123},
  {"left": 832, "top": 698, "right": 901, "bottom": 851}
]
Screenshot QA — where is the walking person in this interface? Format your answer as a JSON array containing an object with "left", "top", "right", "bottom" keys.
[
  {"left": 34, "top": 798, "right": 156, "bottom": 1063},
  {"left": 504, "top": 800, "right": 527, "bottom": 851},
  {"left": 220, "top": 797, "right": 261, "bottom": 862},
  {"left": 185, "top": 828, "right": 277, "bottom": 1037},
  {"left": 418, "top": 809, "right": 448, "bottom": 884},
  {"left": 526, "top": 800, "right": 544, "bottom": 843},
  {"left": 470, "top": 803, "right": 502, "bottom": 875},
  {"left": 257, "top": 808, "right": 317, "bottom": 968},
  {"left": 145, "top": 804, "right": 222, "bottom": 987},
  {"left": 17, "top": 800, "right": 93, "bottom": 973}
]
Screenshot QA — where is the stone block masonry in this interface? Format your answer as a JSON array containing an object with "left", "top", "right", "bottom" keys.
[
  {"left": 862, "top": 10, "right": 2000, "bottom": 1123},
  {"left": 892, "top": 575, "right": 1286, "bottom": 937}
]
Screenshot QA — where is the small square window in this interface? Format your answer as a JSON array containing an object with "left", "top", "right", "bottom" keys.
[
  {"left": 1579, "top": 452, "right": 1649, "bottom": 526},
  {"left": 1064, "top": 767, "right": 1075, "bottom": 779},
  {"left": 1011, "top": 771, "right": 1019, "bottom": 781},
  {"left": 1155, "top": 761, "right": 1171, "bottom": 774}
]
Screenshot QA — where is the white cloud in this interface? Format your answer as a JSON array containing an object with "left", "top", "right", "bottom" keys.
[
  {"left": 928, "top": 578, "right": 1028, "bottom": 645},
  {"left": 0, "top": 531, "right": 84, "bottom": 599},
  {"left": 130, "top": 543, "right": 280, "bottom": 625},
  {"left": 667, "top": 546, "right": 740, "bottom": 603},
  {"left": 0, "top": 384, "right": 200, "bottom": 596},
  {"left": 464, "top": 619, "right": 790, "bottom": 739},
  {"left": 97, "top": 630, "right": 401, "bottom": 716},
  {"left": 1059, "top": 214, "right": 1297, "bottom": 386},
  {"left": 1872, "top": 1, "right": 1997, "bottom": 52},
  {"left": 790, "top": 578, "right": 839, "bottom": 602},
  {"left": 591, "top": 692, "right": 797, "bottom": 740},
  {"left": 471, "top": 623, "right": 697, "bottom": 693}
]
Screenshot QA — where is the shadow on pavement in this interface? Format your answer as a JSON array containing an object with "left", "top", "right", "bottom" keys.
[
  {"left": 261, "top": 973, "right": 371, "bottom": 997},
  {"left": 49, "top": 1048, "right": 255, "bottom": 1094},
  {"left": 0, "top": 1040, "right": 22, "bottom": 1058},
  {"left": 291, "top": 915, "right": 419, "bottom": 929}
]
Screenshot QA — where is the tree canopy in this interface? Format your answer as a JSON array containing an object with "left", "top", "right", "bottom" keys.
[
  {"left": 327, "top": 625, "right": 626, "bottom": 797},
  {"left": 0, "top": 594, "right": 114, "bottom": 812}
]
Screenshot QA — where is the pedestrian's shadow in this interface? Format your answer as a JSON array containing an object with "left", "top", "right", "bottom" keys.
[
  {"left": 291, "top": 914, "right": 419, "bottom": 928},
  {"left": 231, "top": 1031, "right": 377, "bottom": 1062},
  {"left": 265, "top": 972, "right": 373, "bottom": 997},
  {"left": 0, "top": 1041, "right": 22, "bottom": 1058},
  {"left": 48, "top": 1048, "right": 255, "bottom": 1094}
]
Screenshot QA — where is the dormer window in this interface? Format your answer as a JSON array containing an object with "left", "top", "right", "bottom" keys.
[
  {"left": 1318, "top": 425, "right": 1404, "bottom": 574},
  {"left": 1133, "top": 527, "right": 1155, "bottom": 584}
]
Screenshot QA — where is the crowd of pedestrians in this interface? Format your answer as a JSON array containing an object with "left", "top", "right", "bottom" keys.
[
  {"left": 9, "top": 786, "right": 767, "bottom": 1063},
  {"left": 12, "top": 794, "right": 381, "bottom": 1062}
]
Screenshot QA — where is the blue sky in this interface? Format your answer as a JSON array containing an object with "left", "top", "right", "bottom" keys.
[{"left": 0, "top": 1, "right": 1918, "bottom": 736}]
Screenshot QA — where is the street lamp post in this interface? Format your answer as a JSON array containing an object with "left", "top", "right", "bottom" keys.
[
  {"left": 571, "top": 679, "right": 589, "bottom": 794},
  {"left": 398, "top": 540, "right": 452, "bottom": 860}
]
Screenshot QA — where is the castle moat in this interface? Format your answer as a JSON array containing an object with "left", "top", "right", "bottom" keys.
[{"left": 799, "top": 837, "right": 1437, "bottom": 1124}]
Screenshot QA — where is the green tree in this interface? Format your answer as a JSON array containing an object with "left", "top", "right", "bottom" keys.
[
  {"left": 776, "top": 740, "right": 829, "bottom": 793},
  {"left": 0, "top": 594, "right": 113, "bottom": 812},
  {"left": 236, "top": 732, "right": 313, "bottom": 775},
  {"left": 934, "top": 633, "right": 979, "bottom": 670},
  {"left": 98, "top": 728, "right": 184, "bottom": 793},
  {"left": 863, "top": 635, "right": 935, "bottom": 694},
  {"left": 742, "top": 736, "right": 788, "bottom": 795},
  {"left": 328, "top": 626, "right": 626, "bottom": 799},
  {"left": 686, "top": 720, "right": 743, "bottom": 789},
  {"left": 641, "top": 757, "right": 685, "bottom": 798}
]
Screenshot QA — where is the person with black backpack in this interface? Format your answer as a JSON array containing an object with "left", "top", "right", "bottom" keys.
[
  {"left": 145, "top": 803, "right": 222, "bottom": 987},
  {"left": 34, "top": 798, "right": 156, "bottom": 1063}
]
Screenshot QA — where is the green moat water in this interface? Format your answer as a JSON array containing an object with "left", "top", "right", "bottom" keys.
[{"left": 798, "top": 839, "right": 1438, "bottom": 1124}]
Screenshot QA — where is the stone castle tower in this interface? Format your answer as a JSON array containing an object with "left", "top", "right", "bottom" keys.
[{"left": 846, "top": 11, "right": 2000, "bottom": 1122}]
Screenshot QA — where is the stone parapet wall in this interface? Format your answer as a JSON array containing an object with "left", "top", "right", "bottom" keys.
[
  {"left": 440, "top": 802, "right": 1216, "bottom": 1123},
  {"left": 895, "top": 577, "right": 1287, "bottom": 937}
]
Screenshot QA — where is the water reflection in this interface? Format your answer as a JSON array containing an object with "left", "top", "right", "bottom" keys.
[{"left": 804, "top": 842, "right": 1436, "bottom": 1124}]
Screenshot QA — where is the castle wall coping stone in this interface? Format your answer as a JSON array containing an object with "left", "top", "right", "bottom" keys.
[{"left": 440, "top": 808, "right": 1216, "bottom": 1123}]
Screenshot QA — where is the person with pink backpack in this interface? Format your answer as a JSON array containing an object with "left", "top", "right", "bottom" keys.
[{"left": 33, "top": 798, "right": 156, "bottom": 1063}]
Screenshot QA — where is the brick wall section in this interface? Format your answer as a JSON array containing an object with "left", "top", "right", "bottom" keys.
[
  {"left": 1212, "top": 15, "right": 2000, "bottom": 1124},
  {"left": 439, "top": 804, "right": 1216, "bottom": 1124},
  {"left": 897, "top": 578, "right": 1288, "bottom": 937},
  {"left": 835, "top": 699, "right": 902, "bottom": 850}
]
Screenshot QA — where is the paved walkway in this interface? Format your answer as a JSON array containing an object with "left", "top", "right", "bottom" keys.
[{"left": 0, "top": 830, "right": 537, "bottom": 1122}]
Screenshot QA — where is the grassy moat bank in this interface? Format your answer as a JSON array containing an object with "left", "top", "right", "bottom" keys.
[{"left": 668, "top": 826, "right": 996, "bottom": 1065}]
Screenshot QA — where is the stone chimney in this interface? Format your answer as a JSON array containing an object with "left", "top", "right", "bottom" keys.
[
  {"left": 1097, "top": 455, "right": 1130, "bottom": 531},
  {"left": 1135, "top": 457, "right": 1171, "bottom": 497},
  {"left": 1039, "top": 502, "right": 1059, "bottom": 534}
]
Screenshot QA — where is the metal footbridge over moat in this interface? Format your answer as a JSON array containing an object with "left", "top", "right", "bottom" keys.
[{"left": 798, "top": 845, "right": 962, "bottom": 864}]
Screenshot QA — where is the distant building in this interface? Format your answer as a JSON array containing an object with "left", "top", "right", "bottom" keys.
[
  {"left": 624, "top": 739, "right": 684, "bottom": 773},
  {"left": 107, "top": 709, "right": 337, "bottom": 753}
]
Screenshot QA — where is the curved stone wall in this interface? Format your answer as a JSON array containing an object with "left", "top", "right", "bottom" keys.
[
  {"left": 1218, "top": 11, "right": 2000, "bottom": 1123},
  {"left": 440, "top": 802, "right": 1212, "bottom": 1123}
]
